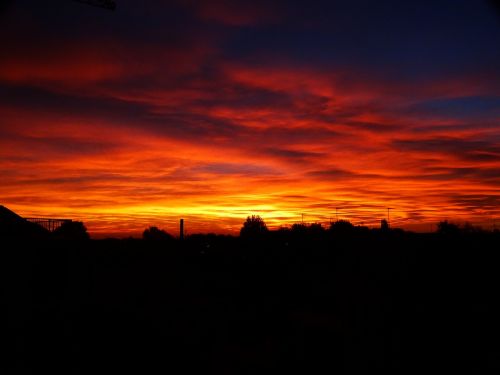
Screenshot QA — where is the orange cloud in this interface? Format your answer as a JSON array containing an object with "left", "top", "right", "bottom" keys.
[{"left": 1, "top": 31, "right": 499, "bottom": 237}]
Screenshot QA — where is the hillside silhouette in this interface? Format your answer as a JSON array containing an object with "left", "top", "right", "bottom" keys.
[{"left": 3, "top": 208, "right": 500, "bottom": 373}]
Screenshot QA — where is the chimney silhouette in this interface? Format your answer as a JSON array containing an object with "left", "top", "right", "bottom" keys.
[{"left": 180, "top": 219, "right": 184, "bottom": 240}]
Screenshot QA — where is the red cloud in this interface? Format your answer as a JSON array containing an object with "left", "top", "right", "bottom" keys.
[{"left": 1, "top": 35, "right": 499, "bottom": 236}]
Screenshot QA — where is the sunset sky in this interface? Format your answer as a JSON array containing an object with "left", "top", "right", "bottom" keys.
[{"left": 1, "top": 0, "right": 499, "bottom": 237}]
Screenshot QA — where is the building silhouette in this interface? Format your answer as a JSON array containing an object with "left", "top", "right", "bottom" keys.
[{"left": 0, "top": 205, "right": 72, "bottom": 239}]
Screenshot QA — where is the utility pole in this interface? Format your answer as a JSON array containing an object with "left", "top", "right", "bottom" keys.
[
  {"left": 387, "top": 208, "right": 392, "bottom": 224},
  {"left": 179, "top": 219, "right": 184, "bottom": 241},
  {"left": 336, "top": 207, "right": 338, "bottom": 221}
]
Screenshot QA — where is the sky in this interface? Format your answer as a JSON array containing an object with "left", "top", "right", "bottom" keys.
[{"left": 0, "top": 0, "right": 499, "bottom": 237}]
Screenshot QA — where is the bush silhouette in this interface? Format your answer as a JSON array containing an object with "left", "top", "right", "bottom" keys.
[
  {"left": 53, "top": 221, "right": 90, "bottom": 241},
  {"left": 143, "top": 226, "right": 174, "bottom": 241},
  {"left": 240, "top": 215, "right": 268, "bottom": 238}
]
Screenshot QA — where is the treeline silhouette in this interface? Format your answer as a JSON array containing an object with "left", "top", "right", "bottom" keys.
[
  {"left": 3, "top": 215, "right": 500, "bottom": 374},
  {"left": 139, "top": 215, "right": 497, "bottom": 243}
]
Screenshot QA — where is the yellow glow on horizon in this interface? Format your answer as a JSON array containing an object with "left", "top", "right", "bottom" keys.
[{"left": 1, "top": 48, "right": 498, "bottom": 237}]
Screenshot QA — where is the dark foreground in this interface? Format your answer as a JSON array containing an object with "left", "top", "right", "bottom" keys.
[{"left": 4, "top": 232, "right": 500, "bottom": 374}]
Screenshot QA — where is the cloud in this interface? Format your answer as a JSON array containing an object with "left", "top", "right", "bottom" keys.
[
  {"left": 178, "top": 0, "right": 282, "bottom": 26},
  {"left": 0, "top": 0, "right": 499, "bottom": 236},
  {"left": 392, "top": 137, "right": 500, "bottom": 162}
]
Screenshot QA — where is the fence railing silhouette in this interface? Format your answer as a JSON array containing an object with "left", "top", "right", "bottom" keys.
[{"left": 25, "top": 218, "right": 72, "bottom": 232}]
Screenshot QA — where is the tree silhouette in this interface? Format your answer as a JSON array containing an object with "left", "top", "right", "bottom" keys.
[
  {"left": 329, "top": 219, "right": 354, "bottom": 234},
  {"left": 309, "top": 223, "right": 325, "bottom": 235},
  {"left": 240, "top": 215, "right": 268, "bottom": 238},
  {"left": 291, "top": 223, "right": 307, "bottom": 235},
  {"left": 53, "top": 221, "right": 90, "bottom": 241},
  {"left": 462, "top": 222, "right": 484, "bottom": 234},
  {"left": 436, "top": 220, "right": 460, "bottom": 235},
  {"left": 143, "top": 226, "right": 173, "bottom": 241},
  {"left": 380, "top": 219, "right": 389, "bottom": 231}
]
